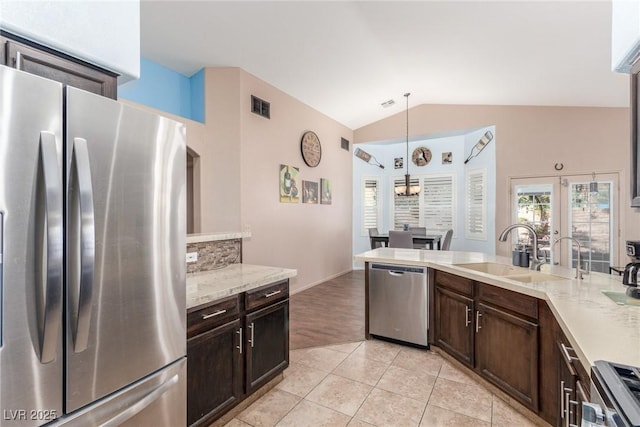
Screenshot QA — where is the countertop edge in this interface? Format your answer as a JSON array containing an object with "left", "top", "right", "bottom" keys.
[
  {"left": 186, "top": 231, "right": 251, "bottom": 244},
  {"left": 186, "top": 264, "right": 297, "bottom": 310}
]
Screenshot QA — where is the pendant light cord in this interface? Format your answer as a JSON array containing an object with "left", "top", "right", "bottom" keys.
[{"left": 405, "top": 92, "right": 410, "bottom": 176}]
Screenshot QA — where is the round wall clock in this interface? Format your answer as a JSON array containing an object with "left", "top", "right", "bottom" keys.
[
  {"left": 301, "top": 131, "right": 322, "bottom": 167},
  {"left": 412, "top": 146, "right": 432, "bottom": 167}
]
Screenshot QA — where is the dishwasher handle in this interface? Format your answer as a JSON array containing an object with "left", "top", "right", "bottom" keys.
[
  {"left": 370, "top": 263, "right": 426, "bottom": 275},
  {"left": 388, "top": 271, "right": 405, "bottom": 277}
]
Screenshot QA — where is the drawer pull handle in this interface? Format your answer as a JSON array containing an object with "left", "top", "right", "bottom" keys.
[
  {"left": 202, "top": 309, "right": 227, "bottom": 320},
  {"left": 264, "top": 290, "right": 281, "bottom": 298},
  {"left": 560, "top": 343, "right": 579, "bottom": 364},
  {"left": 249, "top": 322, "right": 255, "bottom": 348}
]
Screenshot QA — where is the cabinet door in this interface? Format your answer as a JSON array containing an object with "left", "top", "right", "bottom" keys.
[
  {"left": 246, "top": 299, "right": 289, "bottom": 393},
  {"left": 476, "top": 302, "right": 539, "bottom": 411},
  {"left": 434, "top": 286, "right": 474, "bottom": 367},
  {"left": 187, "top": 319, "right": 243, "bottom": 426},
  {"left": 1, "top": 35, "right": 117, "bottom": 99}
]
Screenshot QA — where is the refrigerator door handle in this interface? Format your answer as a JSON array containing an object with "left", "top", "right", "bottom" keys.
[
  {"left": 38, "top": 131, "right": 63, "bottom": 363},
  {"left": 98, "top": 374, "right": 179, "bottom": 427},
  {"left": 70, "top": 137, "right": 96, "bottom": 353}
]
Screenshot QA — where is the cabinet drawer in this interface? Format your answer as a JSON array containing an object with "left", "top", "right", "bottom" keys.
[
  {"left": 187, "top": 294, "right": 241, "bottom": 338},
  {"left": 434, "top": 270, "right": 473, "bottom": 297},
  {"left": 246, "top": 280, "right": 289, "bottom": 312},
  {"left": 478, "top": 283, "right": 538, "bottom": 320}
]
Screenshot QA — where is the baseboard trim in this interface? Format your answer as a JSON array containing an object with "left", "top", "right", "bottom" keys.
[{"left": 290, "top": 269, "right": 355, "bottom": 295}]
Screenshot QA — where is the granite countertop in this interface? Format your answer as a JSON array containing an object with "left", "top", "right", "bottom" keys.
[
  {"left": 354, "top": 248, "right": 640, "bottom": 373},
  {"left": 186, "top": 231, "right": 251, "bottom": 244},
  {"left": 187, "top": 264, "right": 297, "bottom": 309}
]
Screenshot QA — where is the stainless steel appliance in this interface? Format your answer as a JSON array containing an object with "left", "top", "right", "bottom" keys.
[
  {"left": 368, "top": 263, "right": 428, "bottom": 346},
  {"left": 622, "top": 241, "right": 640, "bottom": 298},
  {"left": 0, "top": 65, "right": 186, "bottom": 426},
  {"left": 583, "top": 361, "right": 640, "bottom": 426}
]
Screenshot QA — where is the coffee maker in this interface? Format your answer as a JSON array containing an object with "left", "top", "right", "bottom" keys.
[{"left": 623, "top": 241, "right": 640, "bottom": 298}]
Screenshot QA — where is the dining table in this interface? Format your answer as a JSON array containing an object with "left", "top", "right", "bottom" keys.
[{"left": 369, "top": 233, "right": 442, "bottom": 250}]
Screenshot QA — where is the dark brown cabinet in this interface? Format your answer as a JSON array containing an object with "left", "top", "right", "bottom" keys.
[
  {"left": 433, "top": 270, "right": 539, "bottom": 411},
  {"left": 434, "top": 286, "right": 474, "bottom": 367},
  {"left": 475, "top": 302, "right": 538, "bottom": 410},
  {"left": 187, "top": 280, "right": 289, "bottom": 427},
  {"left": 246, "top": 299, "right": 289, "bottom": 393},
  {"left": 187, "top": 295, "right": 243, "bottom": 426},
  {"left": 1, "top": 32, "right": 117, "bottom": 99}
]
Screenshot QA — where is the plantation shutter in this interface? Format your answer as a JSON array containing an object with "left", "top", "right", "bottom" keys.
[
  {"left": 466, "top": 169, "right": 486, "bottom": 240},
  {"left": 362, "top": 178, "right": 380, "bottom": 235},
  {"left": 422, "top": 175, "right": 454, "bottom": 234},
  {"left": 393, "top": 177, "right": 420, "bottom": 230}
]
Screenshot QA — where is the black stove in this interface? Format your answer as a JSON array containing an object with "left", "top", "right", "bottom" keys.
[{"left": 589, "top": 360, "right": 640, "bottom": 426}]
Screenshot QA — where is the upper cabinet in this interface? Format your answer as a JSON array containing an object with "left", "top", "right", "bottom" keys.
[
  {"left": 612, "top": 0, "right": 640, "bottom": 72},
  {"left": 0, "top": 0, "right": 140, "bottom": 83}
]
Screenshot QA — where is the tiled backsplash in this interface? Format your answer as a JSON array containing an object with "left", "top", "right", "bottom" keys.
[{"left": 186, "top": 238, "right": 242, "bottom": 273}]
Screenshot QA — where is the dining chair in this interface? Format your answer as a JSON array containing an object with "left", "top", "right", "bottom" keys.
[
  {"left": 409, "top": 227, "right": 426, "bottom": 236},
  {"left": 409, "top": 227, "right": 427, "bottom": 249},
  {"left": 368, "top": 228, "right": 383, "bottom": 249},
  {"left": 389, "top": 230, "right": 413, "bottom": 249},
  {"left": 440, "top": 229, "right": 453, "bottom": 250}
]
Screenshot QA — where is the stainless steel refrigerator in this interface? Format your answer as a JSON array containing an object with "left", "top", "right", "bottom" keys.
[{"left": 0, "top": 65, "right": 186, "bottom": 426}]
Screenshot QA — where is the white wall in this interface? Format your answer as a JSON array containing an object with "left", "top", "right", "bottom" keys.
[{"left": 352, "top": 127, "right": 496, "bottom": 268}]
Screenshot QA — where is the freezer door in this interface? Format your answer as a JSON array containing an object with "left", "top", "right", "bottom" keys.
[
  {"left": 65, "top": 87, "right": 186, "bottom": 412},
  {"left": 0, "top": 66, "right": 64, "bottom": 425},
  {"left": 50, "top": 357, "right": 186, "bottom": 427}
]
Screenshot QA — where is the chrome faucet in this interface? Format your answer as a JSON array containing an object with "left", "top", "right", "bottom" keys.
[
  {"left": 552, "top": 237, "right": 584, "bottom": 280},
  {"left": 498, "top": 224, "right": 545, "bottom": 271}
]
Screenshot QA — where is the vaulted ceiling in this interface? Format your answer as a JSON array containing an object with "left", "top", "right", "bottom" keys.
[{"left": 140, "top": 1, "right": 629, "bottom": 129}]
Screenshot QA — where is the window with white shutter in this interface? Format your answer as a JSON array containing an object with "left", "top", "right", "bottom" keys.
[
  {"left": 466, "top": 169, "right": 486, "bottom": 240},
  {"left": 421, "top": 175, "right": 455, "bottom": 234},
  {"left": 361, "top": 177, "right": 381, "bottom": 235},
  {"left": 392, "top": 177, "right": 420, "bottom": 230}
]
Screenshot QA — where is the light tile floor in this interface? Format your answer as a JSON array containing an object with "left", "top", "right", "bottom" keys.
[{"left": 224, "top": 339, "right": 542, "bottom": 427}]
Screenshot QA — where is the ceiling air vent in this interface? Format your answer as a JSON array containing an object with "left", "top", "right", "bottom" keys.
[
  {"left": 251, "top": 95, "right": 270, "bottom": 119},
  {"left": 380, "top": 99, "right": 395, "bottom": 108}
]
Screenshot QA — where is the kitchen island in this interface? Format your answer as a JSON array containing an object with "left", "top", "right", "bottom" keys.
[{"left": 355, "top": 248, "right": 640, "bottom": 426}]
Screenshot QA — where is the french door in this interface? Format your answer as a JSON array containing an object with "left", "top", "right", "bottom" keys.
[{"left": 510, "top": 173, "right": 619, "bottom": 273}]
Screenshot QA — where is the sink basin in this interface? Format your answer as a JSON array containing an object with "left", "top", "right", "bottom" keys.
[
  {"left": 453, "top": 262, "right": 525, "bottom": 276},
  {"left": 453, "top": 262, "right": 569, "bottom": 283},
  {"left": 502, "top": 272, "right": 569, "bottom": 283}
]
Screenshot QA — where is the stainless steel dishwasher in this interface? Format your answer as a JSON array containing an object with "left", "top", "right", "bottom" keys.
[{"left": 369, "top": 263, "right": 428, "bottom": 346}]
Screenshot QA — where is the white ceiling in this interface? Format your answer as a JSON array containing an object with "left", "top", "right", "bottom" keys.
[{"left": 140, "top": 0, "right": 630, "bottom": 130}]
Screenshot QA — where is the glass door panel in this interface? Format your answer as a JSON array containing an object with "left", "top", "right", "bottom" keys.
[
  {"left": 511, "top": 173, "right": 619, "bottom": 273},
  {"left": 567, "top": 179, "right": 614, "bottom": 273}
]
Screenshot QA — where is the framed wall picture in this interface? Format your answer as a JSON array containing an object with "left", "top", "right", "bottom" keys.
[
  {"left": 442, "top": 152, "right": 453, "bottom": 164},
  {"left": 394, "top": 157, "right": 404, "bottom": 169},
  {"left": 279, "top": 164, "right": 300, "bottom": 203},
  {"left": 320, "top": 178, "right": 332, "bottom": 205},
  {"left": 302, "top": 180, "right": 319, "bottom": 204}
]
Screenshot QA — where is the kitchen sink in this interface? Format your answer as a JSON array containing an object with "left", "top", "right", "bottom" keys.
[
  {"left": 453, "top": 262, "right": 526, "bottom": 276},
  {"left": 501, "top": 272, "right": 569, "bottom": 283},
  {"left": 453, "top": 262, "right": 569, "bottom": 283}
]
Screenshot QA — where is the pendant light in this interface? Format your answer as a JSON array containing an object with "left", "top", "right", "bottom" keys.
[{"left": 395, "top": 92, "right": 420, "bottom": 196}]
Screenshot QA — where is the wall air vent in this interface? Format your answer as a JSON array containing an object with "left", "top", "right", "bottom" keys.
[
  {"left": 341, "top": 138, "right": 350, "bottom": 151},
  {"left": 251, "top": 95, "right": 270, "bottom": 119}
]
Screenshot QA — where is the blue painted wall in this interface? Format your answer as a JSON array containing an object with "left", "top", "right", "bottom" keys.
[{"left": 119, "top": 57, "right": 205, "bottom": 123}]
